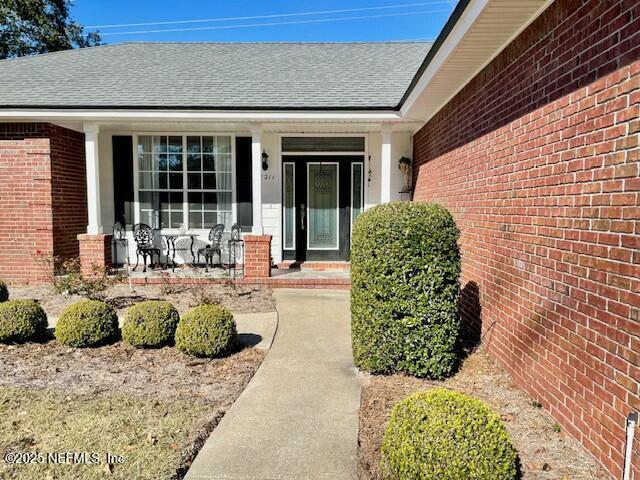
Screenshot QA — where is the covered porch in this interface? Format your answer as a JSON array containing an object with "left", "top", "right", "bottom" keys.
[{"left": 75, "top": 114, "right": 418, "bottom": 281}]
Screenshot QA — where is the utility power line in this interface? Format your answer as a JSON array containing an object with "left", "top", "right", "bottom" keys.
[
  {"left": 99, "top": 9, "right": 452, "bottom": 36},
  {"left": 88, "top": 1, "right": 452, "bottom": 29}
]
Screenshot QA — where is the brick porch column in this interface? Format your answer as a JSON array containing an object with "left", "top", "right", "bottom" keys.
[
  {"left": 78, "top": 234, "right": 112, "bottom": 277},
  {"left": 243, "top": 235, "right": 271, "bottom": 278}
]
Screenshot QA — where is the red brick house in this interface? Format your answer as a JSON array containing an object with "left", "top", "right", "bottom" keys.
[{"left": 0, "top": 0, "right": 638, "bottom": 478}]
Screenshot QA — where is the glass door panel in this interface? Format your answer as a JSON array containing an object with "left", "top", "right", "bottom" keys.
[{"left": 307, "top": 163, "right": 338, "bottom": 250}]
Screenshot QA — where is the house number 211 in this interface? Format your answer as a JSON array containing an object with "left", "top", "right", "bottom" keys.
[{"left": 263, "top": 174, "right": 276, "bottom": 181}]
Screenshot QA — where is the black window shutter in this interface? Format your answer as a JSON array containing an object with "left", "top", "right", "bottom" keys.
[
  {"left": 235, "top": 137, "right": 253, "bottom": 231},
  {"left": 112, "top": 136, "right": 134, "bottom": 229}
]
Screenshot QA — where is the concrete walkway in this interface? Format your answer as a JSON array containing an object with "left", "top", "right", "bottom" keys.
[{"left": 186, "top": 289, "right": 360, "bottom": 480}]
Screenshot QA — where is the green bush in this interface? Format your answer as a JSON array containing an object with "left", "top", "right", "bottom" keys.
[
  {"left": 175, "top": 305, "right": 236, "bottom": 357},
  {"left": 0, "top": 300, "right": 47, "bottom": 343},
  {"left": 0, "top": 280, "right": 8, "bottom": 302},
  {"left": 122, "top": 300, "right": 179, "bottom": 348},
  {"left": 55, "top": 300, "right": 119, "bottom": 347},
  {"left": 382, "top": 388, "right": 518, "bottom": 480},
  {"left": 351, "top": 202, "right": 461, "bottom": 379}
]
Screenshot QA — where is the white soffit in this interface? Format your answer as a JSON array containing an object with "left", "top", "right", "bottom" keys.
[{"left": 400, "top": 0, "right": 554, "bottom": 122}]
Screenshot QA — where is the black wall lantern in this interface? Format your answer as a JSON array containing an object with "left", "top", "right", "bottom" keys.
[{"left": 261, "top": 150, "right": 269, "bottom": 171}]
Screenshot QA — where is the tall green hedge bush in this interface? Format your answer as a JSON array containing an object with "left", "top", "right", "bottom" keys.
[
  {"left": 351, "top": 202, "right": 461, "bottom": 379},
  {"left": 382, "top": 388, "right": 517, "bottom": 479}
]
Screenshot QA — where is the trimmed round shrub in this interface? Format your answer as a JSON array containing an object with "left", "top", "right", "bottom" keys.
[
  {"left": 175, "top": 305, "right": 236, "bottom": 357},
  {"left": 55, "top": 300, "right": 119, "bottom": 347},
  {"left": 382, "top": 388, "right": 518, "bottom": 480},
  {"left": 0, "top": 300, "right": 47, "bottom": 343},
  {"left": 122, "top": 300, "right": 179, "bottom": 348},
  {"left": 351, "top": 202, "right": 461, "bottom": 379},
  {"left": 0, "top": 280, "right": 8, "bottom": 302}
]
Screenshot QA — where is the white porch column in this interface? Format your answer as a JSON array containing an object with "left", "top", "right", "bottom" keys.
[
  {"left": 83, "top": 122, "right": 103, "bottom": 234},
  {"left": 380, "top": 125, "right": 393, "bottom": 203},
  {"left": 250, "top": 125, "right": 263, "bottom": 234}
]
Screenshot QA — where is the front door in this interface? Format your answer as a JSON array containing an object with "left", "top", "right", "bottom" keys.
[{"left": 283, "top": 155, "right": 363, "bottom": 261}]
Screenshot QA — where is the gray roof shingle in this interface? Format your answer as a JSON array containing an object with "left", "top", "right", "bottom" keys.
[{"left": 0, "top": 42, "right": 431, "bottom": 109}]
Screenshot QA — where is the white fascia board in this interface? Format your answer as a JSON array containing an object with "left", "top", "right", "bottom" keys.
[
  {"left": 400, "top": 0, "right": 490, "bottom": 119},
  {"left": 0, "top": 109, "right": 403, "bottom": 123},
  {"left": 400, "top": 0, "right": 554, "bottom": 123}
]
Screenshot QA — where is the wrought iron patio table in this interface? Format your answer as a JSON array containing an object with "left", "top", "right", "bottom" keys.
[{"left": 161, "top": 234, "right": 197, "bottom": 272}]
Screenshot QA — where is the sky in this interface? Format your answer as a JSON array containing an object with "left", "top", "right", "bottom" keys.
[{"left": 71, "top": 0, "right": 458, "bottom": 44}]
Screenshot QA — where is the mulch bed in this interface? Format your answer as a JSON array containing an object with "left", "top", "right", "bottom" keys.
[
  {"left": 358, "top": 347, "right": 610, "bottom": 480},
  {"left": 7, "top": 282, "right": 276, "bottom": 317}
]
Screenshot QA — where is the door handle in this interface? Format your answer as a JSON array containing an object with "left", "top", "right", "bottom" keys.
[{"left": 300, "top": 204, "right": 306, "bottom": 231}]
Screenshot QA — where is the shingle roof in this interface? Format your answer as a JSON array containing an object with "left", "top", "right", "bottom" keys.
[{"left": 0, "top": 42, "right": 431, "bottom": 109}]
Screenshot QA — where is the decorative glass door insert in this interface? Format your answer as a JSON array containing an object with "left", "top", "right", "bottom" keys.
[{"left": 307, "top": 163, "right": 339, "bottom": 250}]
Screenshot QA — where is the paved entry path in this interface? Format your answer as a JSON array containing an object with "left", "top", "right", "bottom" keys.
[{"left": 186, "top": 289, "right": 360, "bottom": 480}]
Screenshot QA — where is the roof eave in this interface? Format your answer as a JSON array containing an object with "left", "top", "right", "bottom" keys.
[{"left": 398, "top": 0, "right": 554, "bottom": 123}]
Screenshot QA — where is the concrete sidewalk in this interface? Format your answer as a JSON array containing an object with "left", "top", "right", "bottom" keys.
[{"left": 186, "top": 289, "right": 360, "bottom": 480}]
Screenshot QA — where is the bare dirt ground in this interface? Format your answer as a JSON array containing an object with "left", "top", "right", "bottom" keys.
[
  {"left": 358, "top": 347, "right": 610, "bottom": 480},
  {"left": 7, "top": 282, "right": 276, "bottom": 317},
  {"left": 0, "top": 340, "right": 264, "bottom": 479},
  {"left": 0, "top": 341, "right": 264, "bottom": 403}
]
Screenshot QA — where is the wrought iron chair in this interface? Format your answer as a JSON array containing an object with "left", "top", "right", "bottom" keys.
[
  {"left": 111, "top": 222, "right": 130, "bottom": 268},
  {"left": 197, "top": 223, "right": 224, "bottom": 272},
  {"left": 227, "top": 224, "right": 244, "bottom": 278},
  {"left": 132, "top": 223, "right": 160, "bottom": 272}
]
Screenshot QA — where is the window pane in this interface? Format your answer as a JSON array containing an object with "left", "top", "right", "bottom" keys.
[
  {"left": 168, "top": 154, "right": 182, "bottom": 171},
  {"left": 170, "top": 192, "right": 183, "bottom": 205},
  {"left": 169, "top": 173, "right": 182, "bottom": 189},
  {"left": 153, "top": 136, "right": 166, "bottom": 154},
  {"left": 138, "top": 136, "right": 152, "bottom": 154},
  {"left": 172, "top": 212, "right": 183, "bottom": 229},
  {"left": 189, "top": 212, "right": 202, "bottom": 229},
  {"left": 351, "top": 164, "right": 363, "bottom": 228},
  {"left": 216, "top": 137, "right": 231, "bottom": 154},
  {"left": 187, "top": 136, "right": 201, "bottom": 153},
  {"left": 284, "top": 164, "right": 294, "bottom": 249},
  {"left": 158, "top": 173, "right": 167, "bottom": 190},
  {"left": 168, "top": 136, "right": 182, "bottom": 153},
  {"left": 308, "top": 163, "right": 338, "bottom": 249},
  {"left": 203, "top": 212, "right": 217, "bottom": 228},
  {"left": 188, "top": 192, "right": 203, "bottom": 210},
  {"left": 139, "top": 191, "right": 153, "bottom": 210},
  {"left": 216, "top": 154, "right": 232, "bottom": 172},
  {"left": 156, "top": 155, "right": 167, "bottom": 171},
  {"left": 138, "top": 153, "right": 152, "bottom": 171},
  {"left": 203, "top": 154, "right": 215, "bottom": 171},
  {"left": 187, "top": 154, "right": 201, "bottom": 171},
  {"left": 202, "top": 136, "right": 214, "bottom": 153},
  {"left": 203, "top": 173, "right": 217, "bottom": 189},
  {"left": 139, "top": 172, "right": 153, "bottom": 189},
  {"left": 188, "top": 173, "right": 201, "bottom": 189}
]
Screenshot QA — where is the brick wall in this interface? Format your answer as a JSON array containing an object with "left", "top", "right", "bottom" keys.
[
  {"left": 0, "top": 123, "right": 86, "bottom": 283},
  {"left": 412, "top": 1, "right": 639, "bottom": 478},
  {"left": 50, "top": 126, "right": 87, "bottom": 259},
  {"left": 244, "top": 235, "right": 272, "bottom": 278}
]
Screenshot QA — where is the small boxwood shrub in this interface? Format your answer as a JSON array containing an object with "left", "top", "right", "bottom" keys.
[
  {"left": 0, "top": 300, "right": 47, "bottom": 343},
  {"left": 351, "top": 202, "right": 461, "bottom": 379},
  {"left": 382, "top": 388, "right": 518, "bottom": 480},
  {"left": 122, "top": 300, "right": 179, "bottom": 348},
  {"left": 55, "top": 300, "right": 119, "bottom": 347},
  {"left": 0, "top": 280, "right": 8, "bottom": 302},
  {"left": 175, "top": 304, "right": 236, "bottom": 357}
]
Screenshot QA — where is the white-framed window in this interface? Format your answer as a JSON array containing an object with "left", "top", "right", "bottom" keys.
[{"left": 135, "top": 134, "right": 234, "bottom": 230}]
